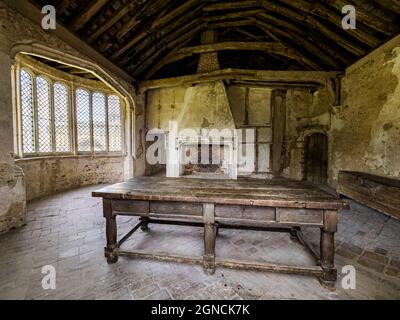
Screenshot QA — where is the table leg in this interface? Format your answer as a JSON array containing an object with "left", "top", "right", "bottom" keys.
[
  {"left": 319, "top": 210, "right": 337, "bottom": 289},
  {"left": 103, "top": 199, "right": 118, "bottom": 264},
  {"left": 140, "top": 217, "right": 150, "bottom": 231},
  {"left": 203, "top": 203, "right": 216, "bottom": 275},
  {"left": 290, "top": 226, "right": 300, "bottom": 241},
  {"left": 204, "top": 223, "right": 216, "bottom": 275}
]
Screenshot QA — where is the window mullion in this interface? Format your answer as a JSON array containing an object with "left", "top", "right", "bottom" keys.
[
  {"left": 14, "top": 64, "right": 24, "bottom": 158},
  {"left": 120, "top": 98, "right": 125, "bottom": 155},
  {"left": 70, "top": 82, "right": 77, "bottom": 155}
]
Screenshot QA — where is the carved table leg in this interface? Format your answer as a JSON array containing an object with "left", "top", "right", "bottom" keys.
[
  {"left": 319, "top": 210, "right": 338, "bottom": 289},
  {"left": 203, "top": 203, "right": 216, "bottom": 275},
  {"left": 103, "top": 199, "right": 118, "bottom": 264}
]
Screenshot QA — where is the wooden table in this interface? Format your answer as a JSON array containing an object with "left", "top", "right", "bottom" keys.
[{"left": 93, "top": 177, "right": 349, "bottom": 289}]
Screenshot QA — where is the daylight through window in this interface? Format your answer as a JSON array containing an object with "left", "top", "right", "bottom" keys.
[{"left": 17, "top": 67, "right": 123, "bottom": 157}]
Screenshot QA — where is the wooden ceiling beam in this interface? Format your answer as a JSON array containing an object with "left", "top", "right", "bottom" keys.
[
  {"left": 120, "top": 18, "right": 201, "bottom": 68},
  {"left": 257, "top": 1, "right": 366, "bottom": 57},
  {"left": 56, "top": 0, "right": 71, "bottom": 15},
  {"left": 134, "top": 25, "right": 203, "bottom": 78},
  {"left": 152, "top": 0, "right": 202, "bottom": 29},
  {"left": 122, "top": 6, "right": 202, "bottom": 62},
  {"left": 161, "top": 41, "right": 301, "bottom": 66},
  {"left": 255, "top": 14, "right": 348, "bottom": 68},
  {"left": 129, "top": 18, "right": 263, "bottom": 76},
  {"left": 374, "top": 0, "right": 400, "bottom": 14},
  {"left": 97, "top": 0, "right": 173, "bottom": 55},
  {"left": 206, "top": 20, "right": 254, "bottom": 29},
  {"left": 276, "top": 0, "right": 381, "bottom": 48},
  {"left": 252, "top": 19, "right": 325, "bottom": 70},
  {"left": 203, "top": 1, "right": 260, "bottom": 11},
  {"left": 141, "top": 42, "right": 197, "bottom": 79},
  {"left": 349, "top": 0, "right": 399, "bottom": 22},
  {"left": 99, "top": 0, "right": 172, "bottom": 51},
  {"left": 87, "top": 1, "right": 142, "bottom": 44},
  {"left": 70, "top": 0, "right": 108, "bottom": 32},
  {"left": 117, "top": 4, "right": 207, "bottom": 67},
  {"left": 324, "top": 0, "right": 397, "bottom": 35},
  {"left": 232, "top": 27, "right": 269, "bottom": 41},
  {"left": 110, "top": 0, "right": 203, "bottom": 60},
  {"left": 202, "top": 9, "right": 265, "bottom": 22},
  {"left": 139, "top": 68, "right": 341, "bottom": 91}
]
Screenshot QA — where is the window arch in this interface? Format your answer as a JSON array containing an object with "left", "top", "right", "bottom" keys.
[{"left": 17, "top": 64, "right": 123, "bottom": 157}]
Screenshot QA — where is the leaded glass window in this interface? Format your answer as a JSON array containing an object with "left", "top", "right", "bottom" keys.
[
  {"left": 17, "top": 65, "right": 124, "bottom": 158},
  {"left": 76, "top": 89, "right": 91, "bottom": 152},
  {"left": 92, "top": 92, "right": 107, "bottom": 152},
  {"left": 54, "top": 83, "right": 71, "bottom": 152},
  {"left": 108, "top": 95, "right": 122, "bottom": 152},
  {"left": 20, "top": 69, "right": 35, "bottom": 154},
  {"left": 36, "top": 76, "right": 52, "bottom": 153}
]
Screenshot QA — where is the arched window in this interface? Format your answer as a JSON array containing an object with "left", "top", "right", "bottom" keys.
[
  {"left": 108, "top": 95, "right": 122, "bottom": 152},
  {"left": 20, "top": 69, "right": 35, "bottom": 154},
  {"left": 17, "top": 64, "right": 124, "bottom": 157},
  {"left": 76, "top": 88, "right": 91, "bottom": 152},
  {"left": 54, "top": 83, "right": 71, "bottom": 152}
]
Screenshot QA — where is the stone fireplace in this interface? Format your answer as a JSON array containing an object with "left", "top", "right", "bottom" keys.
[
  {"left": 165, "top": 29, "right": 238, "bottom": 179},
  {"left": 177, "top": 136, "right": 237, "bottom": 179},
  {"left": 164, "top": 82, "right": 238, "bottom": 179}
]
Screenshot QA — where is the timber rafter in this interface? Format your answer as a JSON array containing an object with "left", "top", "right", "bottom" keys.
[{"left": 31, "top": 0, "right": 400, "bottom": 80}]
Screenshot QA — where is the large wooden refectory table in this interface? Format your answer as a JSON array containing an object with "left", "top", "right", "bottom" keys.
[{"left": 93, "top": 176, "right": 349, "bottom": 289}]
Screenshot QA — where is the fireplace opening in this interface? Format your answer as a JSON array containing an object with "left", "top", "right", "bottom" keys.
[{"left": 181, "top": 144, "right": 229, "bottom": 178}]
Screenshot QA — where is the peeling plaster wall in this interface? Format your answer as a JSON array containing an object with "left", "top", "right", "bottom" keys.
[
  {"left": 226, "top": 86, "right": 272, "bottom": 126},
  {"left": 146, "top": 84, "right": 272, "bottom": 131},
  {"left": 16, "top": 156, "right": 124, "bottom": 201},
  {"left": 0, "top": 7, "right": 26, "bottom": 233},
  {"left": 146, "top": 83, "right": 274, "bottom": 175},
  {"left": 331, "top": 36, "right": 400, "bottom": 186},
  {"left": 283, "top": 87, "right": 335, "bottom": 182}
]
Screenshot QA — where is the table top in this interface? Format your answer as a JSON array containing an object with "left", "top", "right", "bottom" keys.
[{"left": 93, "top": 176, "right": 349, "bottom": 210}]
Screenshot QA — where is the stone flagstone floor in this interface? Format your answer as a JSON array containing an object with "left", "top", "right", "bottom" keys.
[{"left": 0, "top": 185, "right": 399, "bottom": 300}]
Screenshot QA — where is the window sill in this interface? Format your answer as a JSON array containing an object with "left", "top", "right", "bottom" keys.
[{"left": 15, "top": 153, "right": 126, "bottom": 162}]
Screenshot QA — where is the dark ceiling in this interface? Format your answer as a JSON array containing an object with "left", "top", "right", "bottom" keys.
[{"left": 31, "top": 0, "right": 400, "bottom": 80}]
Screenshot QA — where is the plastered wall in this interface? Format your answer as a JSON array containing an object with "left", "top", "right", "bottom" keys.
[
  {"left": 16, "top": 156, "right": 124, "bottom": 201},
  {"left": 330, "top": 36, "right": 400, "bottom": 185}
]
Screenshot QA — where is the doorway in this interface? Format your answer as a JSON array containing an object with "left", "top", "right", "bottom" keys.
[{"left": 304, "top": 133, "right": 328, "bottom": 184}]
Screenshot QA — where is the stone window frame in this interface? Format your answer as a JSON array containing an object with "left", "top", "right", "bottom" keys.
[{"left": 14, "top": 54, "right": 125, "bottom": 159}]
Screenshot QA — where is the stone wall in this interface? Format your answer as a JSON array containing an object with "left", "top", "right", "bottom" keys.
[
  {"left": 143, "top": 53, "right": 400, "bottom": 187},
  {"left": 330, "top": 35, "right": 400, "bottom": 186},
  {"left": 16, "top": 156, "right": 124, "bottom": 201},
  {"left": 0, "top": 1, "right": 137, "bottom": 233},
  {"left": 0, "top": 5, "right": 26, "bottom": 232},
  {"left": 283, "top": 86, "right": 335, "bottom": 182}
]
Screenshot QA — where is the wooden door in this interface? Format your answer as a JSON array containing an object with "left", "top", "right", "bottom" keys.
[{"left": 305, "top": 133, "right": 328, "bottom": 184}]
